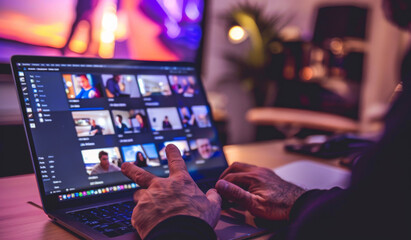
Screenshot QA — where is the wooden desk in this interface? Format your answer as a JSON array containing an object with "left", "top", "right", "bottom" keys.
[
  {"left": 247, "top": 107, "right": 359, "bottom": 133},
  {"left": 0, "top": 141, "right": 345, "bottom": 239},
  {"left": 224, "top": 140, "right": 343, "bottom": 169},
  {"left": 0, "top": 174, "right": 77, "bottom": 239}
]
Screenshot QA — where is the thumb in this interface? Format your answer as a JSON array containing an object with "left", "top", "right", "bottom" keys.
[
  {"left": 205, "top": 188, "right": 222, "bottom": 228},
  {"left": 206, "top": 188, "right": 222, "bottom": 207},
  {"left": 216, "top": 180, "right": 253, "bottom": 209}
]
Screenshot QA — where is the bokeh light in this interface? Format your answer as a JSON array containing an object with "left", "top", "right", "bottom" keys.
[{"left": 228, "top": 25, "right": 247, "bottom": 44}]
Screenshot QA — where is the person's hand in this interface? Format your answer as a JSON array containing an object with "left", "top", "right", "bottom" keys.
[
  {"left": 216, "top": 162, "right": 306, "bottom": 221},
  {"left": 121, "top": 144, "right": 222, "bottom": 239}
]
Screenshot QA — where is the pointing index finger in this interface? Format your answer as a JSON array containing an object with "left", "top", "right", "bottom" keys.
[
  {"left": 165, "top": 144, "right": 188, "bottom": 176},
  {"left": 121, "top": 162, "right": 156, "bottom": 188}
]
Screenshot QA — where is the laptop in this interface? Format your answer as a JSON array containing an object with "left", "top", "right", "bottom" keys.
[{"left": 10, "top": 56, "right": 266, "bottom": 239}]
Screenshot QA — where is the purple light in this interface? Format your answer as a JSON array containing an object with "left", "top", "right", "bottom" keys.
[
  {"left": 185, "top": 1, "right": 200, "bottom": 21},
  {"left": 165, "top": 19, "right": 181, "bottom": 39},
  {"left": 157, "top": 0, "right": 183, "bottom": 22}
]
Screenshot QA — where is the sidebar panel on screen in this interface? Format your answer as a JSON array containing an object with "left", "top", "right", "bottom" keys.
[{"left": 19, "top": 70, "right": 126, "bottom": 195}]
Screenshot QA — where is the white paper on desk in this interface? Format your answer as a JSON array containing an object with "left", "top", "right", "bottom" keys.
[{"left": 273, "top": 160, "right": 351, "bottom": 190}]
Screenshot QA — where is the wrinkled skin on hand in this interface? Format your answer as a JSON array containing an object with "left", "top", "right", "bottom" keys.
[
  {"left": 121, "top": 144, "right": 221, "bottom": 239},
  {"left": 216, "top": 162, "right": 306, "bottom": 221}
]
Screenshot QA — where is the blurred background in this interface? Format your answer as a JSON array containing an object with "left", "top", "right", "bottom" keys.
[{"left": 0, "top": 0, "right": 409, "bottom": 176}]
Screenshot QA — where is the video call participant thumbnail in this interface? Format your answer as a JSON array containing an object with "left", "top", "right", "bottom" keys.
[
  {"left": 147, "top": 107, "right": 183, "bottom": 131},
  {"left": 90, "top": 151, "right": 121, "bottom": 175},
  {"left": 162, "top": 116, "right": 172, "bottom": 130},
  {"left": 134, "top": 151, "right": 148, "bottom": 167},
  {"left": 102, "top": 74, "right": 141, "bottom": 98},
  {"left": 190, "top": 138, "right": 222, "bottom": 161},
  {"left": 121, "top": 144, "right": 160, "bottom": 167},
  {"left": 111, "top": 111, "right": 131, "bottom": 134},
  {"left": 63, "top": 74, "right": 102, "bottom": 99},
  {"left": 158, "top": 140, "right": 191, "bottom": 164},
  {"left": 89, "top": 119, "right": 103, "bottom": 135},
  {"left": 115, "top": 115, "right": 130, "bottom": 134},
  {"left": 81, "top": 147, "right": 122, "bottom": 175},
  {"left": 179, "top": 107, "right": 196, "bottom": 128},
  {"left": 72, "top": 110, "right": 115, "bottom": 137},
  {"left": 191, "top": 105, "right": 211, "bottom": 128},
  {"left": 169, "top": 75, "right": 184, "bottom": 94},
  {"left": 168, "top": 75, "right": 199, "bottom": 97},
  {"left": 129, "top": 109, "right": 150, "bottom": 133},
  {"left": 137, "top": 75, "right": 172, "bottom": 97},
  {"left": 185, "top": 76, "right": 199, "bottom": 96},
  {"left": 112, "top": 110, "right": 150, "bottom": 134}
]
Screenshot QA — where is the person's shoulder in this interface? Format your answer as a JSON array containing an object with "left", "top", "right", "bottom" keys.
[
  {"left": 91, "top": 163, "right": 100, "bottom": 169},
  {"left": 110, "top": 164, "right": 121, "bottom": 171},
  {"left": 106, "top": 78, "right": 115, "bottom": 86},
  {"left": 90, "top": 163, "right": 101, "bottom": 174},
  {"left": 76, "top": 89, "right": 85, "bottom": 98}
]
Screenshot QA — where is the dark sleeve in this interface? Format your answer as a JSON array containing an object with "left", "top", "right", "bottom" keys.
[
  {"left": 282, "top": 187, "right": 348, "bottom": 239},
  {"left": 273, "top": 50, "right": 411, "bottom": 240},
  {"left": 144, "top": 215, "right": 216, "bottom": 240},
  {"left": 289, "top": 188, "right": 344, "bottom": 222},
  {"left": 278, "top": 131, "right": 411, "bottom": 240}
]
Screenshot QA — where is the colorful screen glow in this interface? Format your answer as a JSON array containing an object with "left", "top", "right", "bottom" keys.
[{"left": 0, "top": 0, "right": 204, "bottom": 62}]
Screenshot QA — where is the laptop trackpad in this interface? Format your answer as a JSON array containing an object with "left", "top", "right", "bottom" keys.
[{"left": 215, "top": 210, "right": 268, "bottom": 240}]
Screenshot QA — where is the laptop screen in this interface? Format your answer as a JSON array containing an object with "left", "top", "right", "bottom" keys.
[{"left": 11, "top": 56, "right": 227, "bottom": 202}]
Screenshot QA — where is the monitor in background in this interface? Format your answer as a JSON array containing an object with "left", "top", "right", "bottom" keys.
[{"left": 0, "top": 0, "right": 206, "bottom": 64}]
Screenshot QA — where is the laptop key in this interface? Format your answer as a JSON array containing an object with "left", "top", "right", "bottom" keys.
[{"left": 85, "top": 220, "right": 101, "bottom": 227}]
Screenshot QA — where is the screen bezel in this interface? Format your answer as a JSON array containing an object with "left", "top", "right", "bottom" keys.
[{"left": 10, "top": 55, "right": 228, "bottom": 212}]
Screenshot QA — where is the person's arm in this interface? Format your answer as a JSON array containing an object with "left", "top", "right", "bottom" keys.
[
  {"left": 98, "top": 125, "right": 104, "bottom": 134},
  {"left": 279, "top": 187, "right": 346, "bottom": 239},
  {"left": 215, "top": 163, "right": 357, "bottom": 239},
  {"left": 90, "top": 165, "right": 99, "bottom": 175},
  {"left": 89, "top": 127, "right": 95, "bottom": 135},
  {"left": 218, "top": 146, "right": 410, "bottom": 240},
  {"left": 106, "top": 88, "right": 115, "bottom": 98}
]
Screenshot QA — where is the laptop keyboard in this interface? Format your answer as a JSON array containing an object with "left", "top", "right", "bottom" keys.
[
  {"left": 68, "top": 181, "right": 215, "bottom": 238},
  {"left": 68, "top": 201, "right": 136, "bottom": 238}
]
